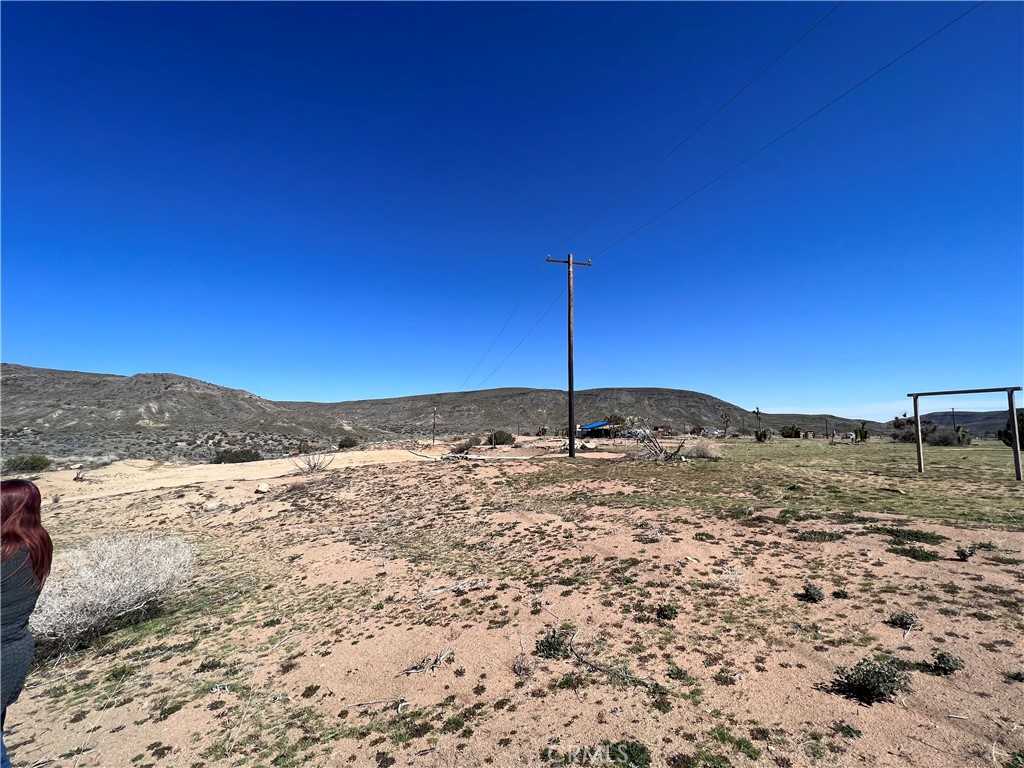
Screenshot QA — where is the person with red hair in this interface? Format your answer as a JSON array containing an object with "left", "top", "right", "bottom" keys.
[{"left": 1, "top": 479, "right": 53, "bottom": 768}]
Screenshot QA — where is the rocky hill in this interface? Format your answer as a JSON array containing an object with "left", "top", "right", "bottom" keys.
[{"left": 1, "top": 363, "right": 892, "bottom": 438}]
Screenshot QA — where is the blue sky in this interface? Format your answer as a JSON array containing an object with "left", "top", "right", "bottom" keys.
[{"left": 2, "top": 2, "right": 1021, "bottom": 420}]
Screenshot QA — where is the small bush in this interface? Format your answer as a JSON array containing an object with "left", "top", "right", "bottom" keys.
[
  {"left": 2, "top": 454, "right": 51, "bottom": 473},
  {"left": 796, "top": 530, "right": 844, "bottom": 542},
  {"left": 450, "top": 435, "right": 482, "bottom": 455},
  {"left": 997, "top": 412, "right": 1023, "bottom": 447},
  {"left": 30, "top": 535, "right": 194, "bottom": 652},
  {"left": 754, "top": 429, "right": 771, "bottom": 443},
  {"left": 337, "top": 435, "right": 360, "bottom": 449},
  {"left": 655, "top": 604, "right": 679, "bottom": 621},
  {"left": 888, "top": 545, "right": 940, "bottom": 562},
  {"left": 211, "top": 448, "right": 262, "bottom": 464},
  {"left": 797, "top": 582, "right": 825, "bottom": 603},
  {"left": 490, "top": 430, "right": 515, "bottom": 446},
  {"left": 955, "top": 545, "right": 976, "bottom": 562},
  {"left": 535, "top": 628, "right": 571, "bottom": 660},
  {"left": 926, "top": 429, "right": 958, "bottom": 447},
  {"left": 927, "top": 651, "right": 964, "bottom": 676},
  {"left": 684, "top": 439, "right": 721, "bottom": 461},
  {"left": 885, "top": 611, "right": 919, "bottom": 631},
  {"left": 868, "top": 525, "right": 946, "bottom": 545},
  {"left": 832, "top": 656, "right": 912, "bottom": 704},
  {"left": 779, "top": 425, "right": 801, "bottom": 438}
]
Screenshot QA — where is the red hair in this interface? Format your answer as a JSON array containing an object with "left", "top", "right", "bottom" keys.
[{"left": 1, "top": 479, "right": 53, "bottom": 585}]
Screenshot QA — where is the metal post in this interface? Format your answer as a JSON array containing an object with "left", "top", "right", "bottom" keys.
[
  {"left": 913, "top": 395, "right": 924, "bottom": 473},
  {"left": 1008, "top": 389, "right": 1022, "bottom": 481}
]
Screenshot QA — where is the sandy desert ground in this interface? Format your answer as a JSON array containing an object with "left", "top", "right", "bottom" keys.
[{"left": 5, "top": 439, "right": 1023, "bottom": 768}]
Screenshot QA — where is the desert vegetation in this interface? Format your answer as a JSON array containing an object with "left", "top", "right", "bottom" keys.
[{"left": 6, "top": 437, "right": 1023, "bottom": 768}]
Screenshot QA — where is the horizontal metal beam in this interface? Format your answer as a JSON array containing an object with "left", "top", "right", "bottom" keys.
[{"left": 907, "top": 386, "right": 1022, "bottom": 397}]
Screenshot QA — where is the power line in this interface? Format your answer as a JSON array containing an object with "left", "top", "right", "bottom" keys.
[
  {"left": 463, "top": 7, "right": 840, "bottom": 390},
  {"left": 565, "top": 2, "right": 840, "bottom": 248},
  {"left": 594, "top": 1, "right": 985, "bottom": 258},
  {"left": 459, "top": 298, "right": 521, "bottom": 389},
  {"left": 469, "top": 2, "right": 985, "bottom": 388},
  {"left": 663, "top": 2, "right": 841, "bottom": 160},
  {"left": 475, "top": 286, "right": 564, "bottom": 390}
]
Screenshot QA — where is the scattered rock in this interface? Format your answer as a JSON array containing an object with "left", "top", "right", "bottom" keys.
[{"left": 255, "top": 483, "right": 271, "bottom": 494}]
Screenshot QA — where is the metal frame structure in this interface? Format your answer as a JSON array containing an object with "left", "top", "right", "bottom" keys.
[{"left": 906, "top": 386, "right": 1022, "bottom": 481}]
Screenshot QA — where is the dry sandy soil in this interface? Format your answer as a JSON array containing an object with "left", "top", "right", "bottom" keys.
[{"left": 6, "top": 439, "right": 1023, "bottom": 768}]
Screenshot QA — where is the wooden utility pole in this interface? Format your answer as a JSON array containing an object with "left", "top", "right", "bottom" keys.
[
  {"left": 912, "top": 395, "right": 924, "bottom": 473},
  {"left": 1007, "top": 389, "right": 1021, "bottom": 481},
  {"left": 951, "top": 407, "right": 957, "bottom": 431},
  {"left": 432, "top": 407, "right": 437, "bottom": 446},
  {"left": 546, "top": 253, "right": 592, "bottom": 458}
]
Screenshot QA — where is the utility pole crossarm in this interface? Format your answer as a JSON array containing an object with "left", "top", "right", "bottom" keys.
[{"left": 545, "top": 256, "right": 592, "bottom": 268}]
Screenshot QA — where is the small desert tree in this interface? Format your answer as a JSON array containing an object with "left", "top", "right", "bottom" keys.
[
  {"left": 780, "top": 425, "right": 801, "bottom": 439},
  {"left": 855, "top": 421, "right": 870, "bottom": 442},
  {"left": 491, "top": 430, "right": 515, "bottom": 446},
  {"left": 718, "top": 408, "right": 731, "bottom": 437},
  {"left": 998, "top": 411, "right": 1024, "bottom": 447}
]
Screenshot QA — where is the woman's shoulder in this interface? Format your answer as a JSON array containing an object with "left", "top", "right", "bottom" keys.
[{"left": 1, "top": 546, "right": 33, "bottom": 580}]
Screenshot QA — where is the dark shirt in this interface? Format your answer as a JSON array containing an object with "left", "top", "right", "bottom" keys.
[{"left": 1, "top": 548, "right": 42, "bottom": 714}]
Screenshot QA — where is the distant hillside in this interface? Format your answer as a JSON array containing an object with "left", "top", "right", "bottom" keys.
[
  {"left": 919, "top": 409, "right": 1018, "bottom": 437},
  {"left": 2, "top": 362, "right": 886, "bottom": 438}
]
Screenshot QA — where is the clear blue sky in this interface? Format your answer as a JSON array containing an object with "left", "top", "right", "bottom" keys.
[{"left": 3, "top": 2, "right": 1021, "bottom": 420}]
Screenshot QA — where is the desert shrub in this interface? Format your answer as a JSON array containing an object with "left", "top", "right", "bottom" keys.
[
  {"left": 655, "top": 603, "right": 679, "bottom": 621},
  {"left": 797, "top": 582, "right": 825, "bottom": 603},
  {"left": 754, "top": 429, "right": 771, "bottom": 443},
  {"left": 891, "top": 414, "right": 936, "bottom": 443},
  {"left": 779, "top": 425, "right": 801, "bottom": 438},
  {"left": 927, "top": 651, "right": 964, "bottom": 676},
  {"left": 684, "top": 439, "right": 721, "bottom": 460},
  {"left": 868, "top": 525, "right": 947, "bottom": 545},
  {"left": 688, "top": 426, "right": 703, "bottom": 436},
  {"left": 885, "top": 611, "right": 919, "bottom": 631},
  {"left": 955, "top": 545, "right": 976, "bottom": 562},
  {"left": 30, "top": 535, "right": 194, "bottom": 652},
  {"left": 535, "top": 628, "right": 571, "bottom": 660},
  {"left": 450, "top": 435, "right": 482, "bottom": 455},
  {"left": 997, "top": 412, "right": 1024, "bottom": 447},
  {"left": 796, "top": 530, "right": 843, "bottom": 542},
  {"left": 926, "top": 429, "right": 958, "bottom": 447},
  {"left": 293, "top": 449, "right": 334, "bottom": 474},
  {"left": 211, "top": 448, "right": 261, "bottom": 464},
  {"left": 2, "top": 454, "right": 51, "bottom": 473},
  {"left": 337, "top": 435, "right": 360, "bottom": 449},
  {"left": 490, "top": 430, "right": 515, "bottom": 446},
  {"left": 888, "top": 545, "right": 940, "bottom": 562},
  {"left": 855, "top": 421, "right": 870, "bottom": 442},
  {"left": 832, "top": 656, "right": 911, "bottom": 704}
]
